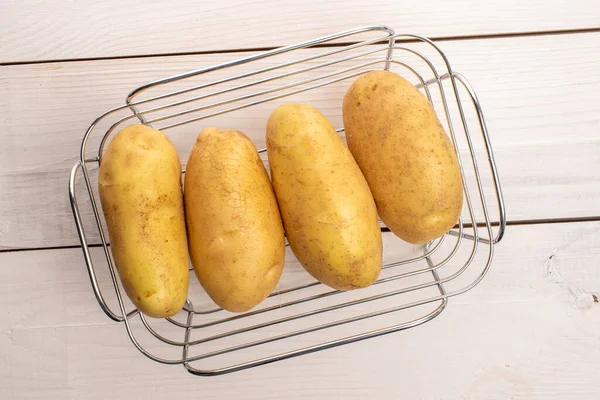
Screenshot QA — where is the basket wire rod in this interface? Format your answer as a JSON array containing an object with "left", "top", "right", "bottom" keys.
[
  {"left": 184, "top": 298, "right": 446, "bottom": 376},
  {"left": 390, "top": 48, "right": 483, "bottom": 263},
  {"left": 69, "top": 162, "right": 122, "bottom": 322},
  {"left": 141, "top": 236, "right": 456, "bottom": 347},
  {"left": 154, "top": 68, "right": 372, "bottom": 131},
  {"left": 112, "top": 46, "right": 391, "bottom": 155},
  {"left": 166, "top": 220, "right": 463, "bottom": 331},
  {"left": 184, "top": 295, "right": 449, "bottom": 370},
  {"left": 150, "top": 50, "right": 434, "bottom": 135},
  {"left": 82, "top": 27, "right": 394, "bottom": 162},
  {"left": 88, "top": 220, "right": 447, "bottom": 325},
  {"left": 180, "top": 250, "right": 493, "bottom": 372},
  {"left": 177, "top": 241, "right": 493, "bottom": 372},
  {"left": 413, "top": 70, "right": 505, "bottom": 243},
  {"left": 184, "top": 292, "right": 452, "bottom": 374},
  {"left": 453, "top": 73, "right": 506, "bottom": 243},
  {"left": 124, "top": 44, "right": 389, "bottom": 124},
  {"left": 102, "top": 58, "right": 393, "bottom": 160},
  {"left": 417, "top": 44, "right": 496, "bottom": 248},
  {"left": 168, "top": 237, "right": 472, "bottom": 339},
  {"left": 179, "top": 233, "right": 447, "bottom": 317},
  {"left": 394, "top": 45, "right": 481, "bottom": 249},
  {"left": 413, "top": 72, "right": 504, "bottom": 244},
  {"left": 101, "top": 60, "right": 384, "bottom": 162},
  {"left": 395, "top": 61, "right": 434, "bottom": 102},
  {"left": 75, "top": 168, "right": 187, "bottom": 365},
  {"left": 79, "top": 162, "right": 148, "bottom": 324},
  {"left": 390, "top": 33, "right": 503, "bottom": 241},
  {"left": 137, "top": 59, "right": 393, "bottom": 129},
  {"left": 182, "top": 280, "right": 329, "bottom": 317},
  {"left": 182, "top": 300, "right": 195, "bottom": 371},
  {"left": 384, "top": 35, "right": 396, "bottom": 71},
  {"left": 381, "top": 233, "right": 452, "bottom": 272},
  {"left": 425, "top": 239, "right": 448, "bottom": 299},
  {"left": 100, "top": 47, "right": 432, "bottom": 164},
  {"left": 412, "top": 36, "right": 497, "bottom": 272},
  {"left": 409, "top": 65, "right": 489, "bottom": 247},
  {"left": 132, "top": 59, "right": 431, "bottom": 173},
  {"left": 126, "top": 40, "right": 394, "bottom": 126},
  {"left": 177, "top": 234, "right": 492, "bottom": 371},
  {"left": 149, "top": 46, "right": 436, "bottom": 132},
  {"left": 249, "top": 56, "right": 432, "bottom": 154},
  {"left": 125, "top": 26, "right": 393, "bottom": 124},
  {"left": 127, "top": 26, "right": 395, "bottom": 103},
  {"left": 445, "top": 72, "right": 496, "bottom": 246},
  {"left": 145, "top": 267, "right": 449, "bottom": 348}
]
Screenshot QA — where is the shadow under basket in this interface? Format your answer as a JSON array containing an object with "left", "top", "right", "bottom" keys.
[{"left": 68, "top": 25, "right": 506, "bottom": 376}]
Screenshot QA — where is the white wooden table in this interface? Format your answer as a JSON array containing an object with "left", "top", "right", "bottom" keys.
[{"left": 1, "top": 1, "right": 599, "bottom": 399}]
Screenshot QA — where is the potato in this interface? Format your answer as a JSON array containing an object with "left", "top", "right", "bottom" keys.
[
  {"left": 266, "top": 104, "right": 382, "bottom": 290},
  {"left": 98, "top": 124, "right": 189, "bottom": 318},
  {"left": 184, "top": 128, "right": 285, "bottom": 312},
  {"left": 343, "top": 70, "right": 464, "bottom": 245}
]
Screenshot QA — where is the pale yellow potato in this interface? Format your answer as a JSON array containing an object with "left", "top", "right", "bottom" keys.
[
  {"left": 184, "top": 128, "right": 285, "bottom": 312},
  {"left": 266, "top": 104, "right": 382, "bottom": 290},
  {"left": 98, "top": 124, "right": 189, "bottom": 318},
  {"left": 343, "top": 70, "right": 464, "bottom": 245}
]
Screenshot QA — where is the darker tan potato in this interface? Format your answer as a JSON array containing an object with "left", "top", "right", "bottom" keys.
[
  {"left": 184, "top": 128, "right": 285, "bottom": 312},
  {"left": 343, "top": 70, "right": 463, "bottom": 244}
]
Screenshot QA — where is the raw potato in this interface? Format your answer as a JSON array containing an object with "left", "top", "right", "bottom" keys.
[
  {"left": 184, "top": 128, "right": 285, "bottom": 312},
  {"left": 266, "top": 104, "right": 382, "bottom": 290},
  {"left": 343, "top": 70, "right": 464, "bottom": 244},
  {"left": 98, "top": 124, "right": 189, "bottom": 318}
]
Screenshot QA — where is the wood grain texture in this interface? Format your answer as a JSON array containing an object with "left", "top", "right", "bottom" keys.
[
  {"left": 1, "top": 222, "right": 598, "bottom": 399},
  {"left": 1, "top": 32, "right": 599, "bottom": 249},
  {"left": 1, "top": 0, "right": 600, "bottom": 63}
]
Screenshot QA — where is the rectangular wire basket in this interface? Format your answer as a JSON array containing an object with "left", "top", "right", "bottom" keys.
[{"left": 68, "top": 25, "right": 506, "bottom": 376}]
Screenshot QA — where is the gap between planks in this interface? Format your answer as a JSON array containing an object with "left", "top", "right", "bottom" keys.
[
  {"left": 2, "top": 216, "right": 599, "bottom": 254},
  {"left": 2, "top": 26, "right": 600, "bottom": 67}
]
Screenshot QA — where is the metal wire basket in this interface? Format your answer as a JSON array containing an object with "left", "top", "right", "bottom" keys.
[{"left": 68, "top": 25, "right": 506, "bottom": 376}]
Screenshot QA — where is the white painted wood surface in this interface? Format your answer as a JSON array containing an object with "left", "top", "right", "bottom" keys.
[
  {"left": 1, "top": 0, "right": 599, "bottom": 63},
  {"left": 1, "top": 1, "right": 599, "bottom": 399},
  {"left": 1, "top": 222, "right": 598, "bottom": 399},
  {"left": 1, "top": 33, "right": 599, "bottom": 249}
]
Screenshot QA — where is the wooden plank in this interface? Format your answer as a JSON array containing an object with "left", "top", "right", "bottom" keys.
[
  {"left": 1, "top": 0, "right": 600, "bottom": 63},
  {"left": 1, "top": 222, "right": 598, "bottom": 399},
  {"left": 1, "top": 32, "right": 600, "bottom": 249}
]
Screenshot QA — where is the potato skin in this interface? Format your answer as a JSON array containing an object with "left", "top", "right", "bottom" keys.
[
  {"left": 184, "top": 128, "right": 285, "bottom": 312},
  {"left": 266, "top": 104, "right": 382, "bottom": 290},
  {"left": 98, "top": 124, "right": 189, "bottom": 318},
  {"left": 343, "top": 70, "right": 464, "bottom": 245}
]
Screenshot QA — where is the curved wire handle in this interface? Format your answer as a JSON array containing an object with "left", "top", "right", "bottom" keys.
[{"left": 452, "top": 73, "right": 506, "bottom": 244}]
